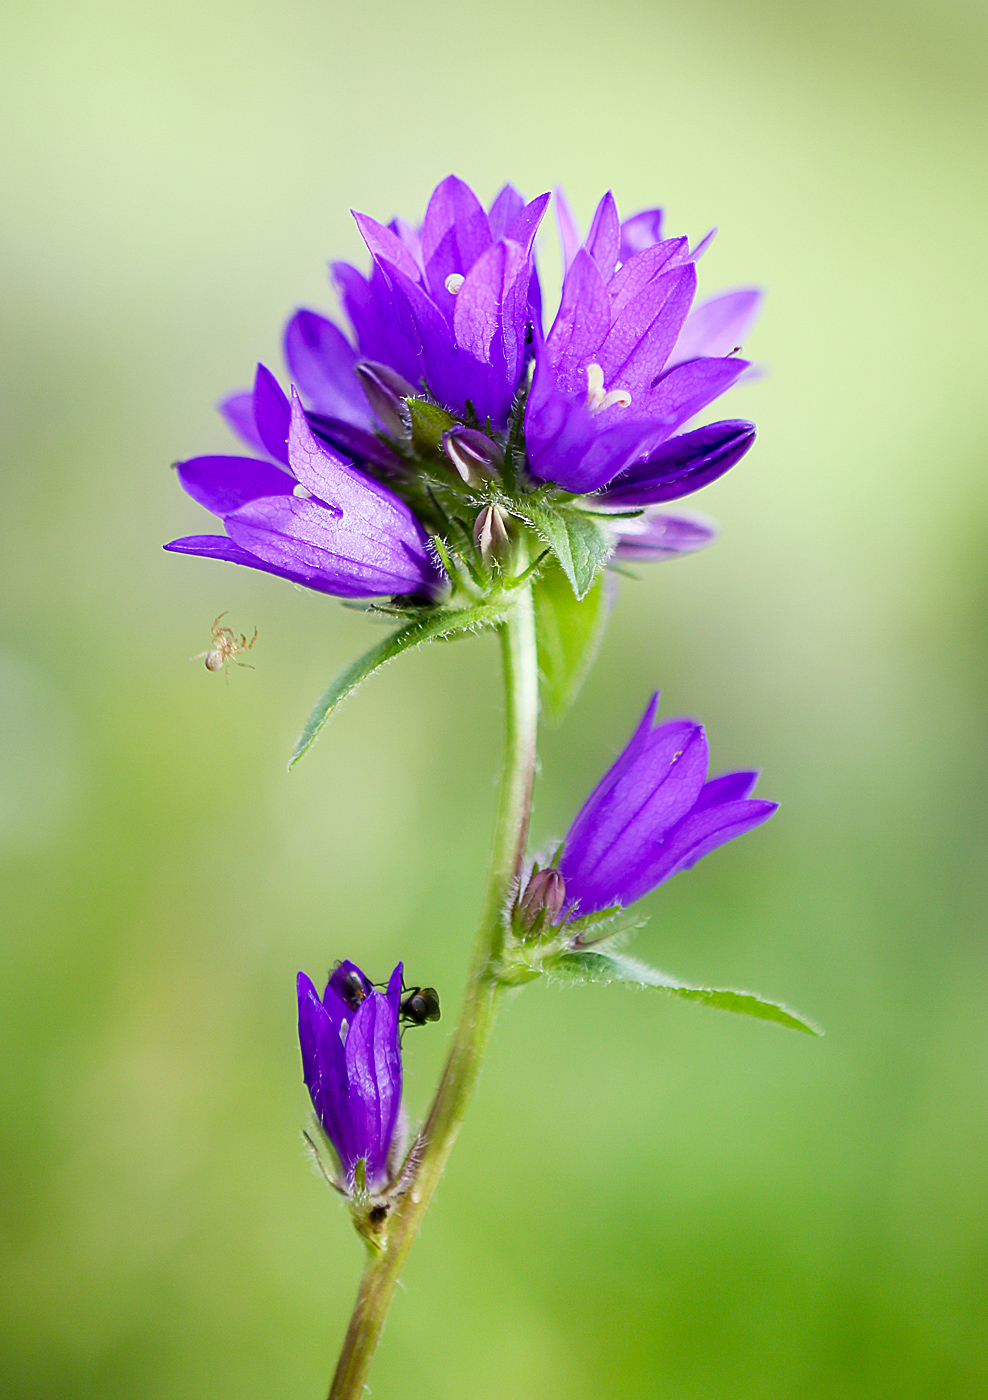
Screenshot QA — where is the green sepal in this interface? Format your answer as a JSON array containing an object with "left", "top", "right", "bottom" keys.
[
  {"left": 289, "top": 597, "right": 510, "bottom": 767},
  {"left": 534, "top": 561, "right": 611, "bottom": 722},
  {"left": 547, "top": 948, "right": 821, "bottom": 1035},
  {"left": 405, "top": 398, "right": 457, "bottom": 455},
  {"left": 508, "top": 499, "right": 613, "bottom": 599}
]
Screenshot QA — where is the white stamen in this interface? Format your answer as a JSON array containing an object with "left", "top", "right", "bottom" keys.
[
  {"left": 445, "top": 273, "right": 465, "bottom": 294},
  {"left": 293, "top": 483, "right": 312, "bottom": 498},
  {"left": 339, "top": 1018, "right": 349, "bottom": 1045},
  {"left": 585, "top": 362, "right": 632, "bottom": 414}
]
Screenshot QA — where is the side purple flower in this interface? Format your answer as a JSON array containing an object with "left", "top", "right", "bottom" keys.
[
  {"left": 297, "top": 960, "right": 404, "bottom": 1191},
  {"left": 166, "top": 383, "right": 444, "bottom": 599},
  {"left": 556, "top": 694, "right": 777, "bottom": 917}
]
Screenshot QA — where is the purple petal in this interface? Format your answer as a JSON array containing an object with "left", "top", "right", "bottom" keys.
[
  {"left": 345, "top": 988, "right": 402, "bottom": 1188},
  {"left": 640, "top": 356, "right": 751, "bottom": 437},
  {"left": 219, "top": 390, "right": 266, "bottom": 454},
  {"left": 389, "top": 216, "right": 424, "bottom": 271},
  {"left": 164, "top": 532, "right": 357, "bottom": 594},
  {"left": 252, "top": 363, "right": 291, "bottom": 465},
  {"left": 597, "top": 263, "right": 697, "bottom": 396},
  {"left": 286, "top": 390, "right": 404, "bottom": 518},
  {"left": 488, "top": 184, "right": 525, "bottom": 239},
  {"left": 595, "top": 421, "right": 756, "bottom": 506},
  {"left": 648, "top": 798, "right": 778, "bottom": 885},
  {"left": 225, "top": 494, "right": 436, "bottom": 599},
  {"left": 619, "top": 209, "right": 664, "bottom": 262},
  {"left": 298, "top": 972, "right": 356, "bottom": 1173},
  {"left": 669, "top": 289, "right": 763, "bottom": 366},
  {"left": 306, "top": 413, "right": 406, "bottom": 474},
  {"left": 421, "top": 175, "right": 492, "bottom": 314},
  {"left": 554, "top": 186, "right": 582, "bottom": 271},
  {"left": 613, "top": 510, "right": 718, "bottom": 562},
  {"left": 332, "top": 261, "right": 422, "bottom": 387},
  {"left": 352, "top": 210, "right": 423, "bottom": 284},
  {"left": 453, "top": 237, "right": 531, "bottom": 416},
  {"left": 695, "top": 771, "right": 760, "bottom": 808},
  {"left": 607, "top": 238, "right": 690, "bottom": 317},
  {"left": 543, "top": 249, "right": 610, "bottom": 393},
  {"left": 284, "top": 310, "right": 374, "bottom": 426},
  {"left": 385, "top": 962, "right": 403, "bottom": 1022},
  {"left": 174, "top": 455, "right": 294, "bottom": 516},
  {"left": 585, "top": 191, "right": 621, "bottom": 277},
  {"left": 689, "top": 227, "right": 717, "bottom": 260},
  {"left": 505, "top": 192, "right": 550, "bottom": 253}
]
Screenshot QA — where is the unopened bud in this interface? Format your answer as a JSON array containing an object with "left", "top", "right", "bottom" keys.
[
  {"left": 354, "top": 360, "right": 415, "bottom": 440},
  {"left": 517, "top": 867, "right": 566, "bottom": 931},
  {"left": 473, "top": 504, "right": 510, "bottom": 564},
  {"left": 443, "top": 426, "right": 504, "bottom": 485}
]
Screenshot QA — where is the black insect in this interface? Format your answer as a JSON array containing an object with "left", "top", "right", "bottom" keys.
[
  {"left": 399, "top": 985, "right": 441, "bottom": 1026},
  {"left": 337, "top": 967, "right": 369, "bottom": 1013}
]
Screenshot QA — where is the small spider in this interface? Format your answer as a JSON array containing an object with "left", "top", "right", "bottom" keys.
[{"left": 192, "top": 613, "right": 257, "bottom": 684}]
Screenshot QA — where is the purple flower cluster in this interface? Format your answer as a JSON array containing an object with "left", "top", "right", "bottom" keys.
[
  {"left": 297, "top": 960, "right": 404, "bottom": 1191},
  {"left": 167, "top": 177, "right": 761, "bottom": 598}
]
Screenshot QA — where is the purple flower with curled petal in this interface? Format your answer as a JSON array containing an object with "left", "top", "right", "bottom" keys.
[
  {"left": 525, "top": 190, "right": 761, "bottom": 502},
  {"left": 297, "top": 960, "right": 404, "bottom": 1192},
  {"left": 166, "top": 379, "right": 444, "bottom": 600},
  {"left": 556, "top": 694, "right": 777, "bottom": 918}
]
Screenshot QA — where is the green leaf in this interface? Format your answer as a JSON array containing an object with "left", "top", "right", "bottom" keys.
[
  {"left": 509, "top": 500, "right": 612, "bottom": 599},
  {"left": 534, "top": 560, "right": 611, "bottom": 721},
  {"left": 289, "top": 598, "right": 509, "bottom": 767},
  {"left": 549, "top": 949, "right": 821, "bottom": 1035},
  {"left": 405, "top": 398, "right": 457, "bottom": 455}
]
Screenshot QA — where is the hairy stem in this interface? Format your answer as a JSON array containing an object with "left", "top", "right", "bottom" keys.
[{"left": 327, "top": 567, "right": 539, "bottom": 1400}]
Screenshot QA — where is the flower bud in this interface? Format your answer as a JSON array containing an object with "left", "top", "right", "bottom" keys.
[
  {"left": 517, "top": 866, "right": 566, "bottom": 931},
  {"left": 354, "top": 360, "right": 415, "bottom": 440},
  {"left": 473, "top": 504, "right": 510, "bottom": 564},
  {"left": 443, "top": 426, "right": 504, "bottom": 485}
]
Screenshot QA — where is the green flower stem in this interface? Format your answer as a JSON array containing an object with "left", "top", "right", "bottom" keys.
[{"left": 327, "top": 560, "right": 539, "bottom": 1400}]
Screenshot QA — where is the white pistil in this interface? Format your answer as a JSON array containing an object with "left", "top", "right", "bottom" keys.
[
  {"left": 585, "top": 362, "right": 632, "bottom": 414},
  {"left": 293, "top": 483, "right": 312, "bottom": 499},
  {"left": 445, "top": 272, "right": 465, "bottom": 294},
  {"left": 339, "top": 1018, "right": 349, "bottom": 1045}
]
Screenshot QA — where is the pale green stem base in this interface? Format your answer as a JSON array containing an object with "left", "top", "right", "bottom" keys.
[{"left": 327, "top": 573, "right": 539, "bottom": 1400}]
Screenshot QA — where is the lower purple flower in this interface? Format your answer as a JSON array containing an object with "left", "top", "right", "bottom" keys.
[
  {"left": 557, "top": 694, "right": 777, "bottom": 917},
  {"left": 297, "top": 960, "right": 404, "bottom": 1191}
]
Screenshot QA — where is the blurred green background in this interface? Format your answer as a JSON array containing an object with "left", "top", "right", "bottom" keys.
[{"left": 2, "top": 0, "right": 987, "bottom": 1395}]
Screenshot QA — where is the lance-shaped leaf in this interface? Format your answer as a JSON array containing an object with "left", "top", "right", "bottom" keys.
[
  {"left": 508, "top": 499, "right": 612, "bottom": 599},
  {"left": 548, "top": 947, "right": 820, "bottom": 1034},
  {"left": 290, "top": 597, "right": 510, "bottom": 767},
  {"left": 534, "top": 561, "right": 612, "bottom": 722}
]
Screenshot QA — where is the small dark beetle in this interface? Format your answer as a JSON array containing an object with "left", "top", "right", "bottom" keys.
[{"left": 399, "top": 986, "right": 441, "bottom": 1026}]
